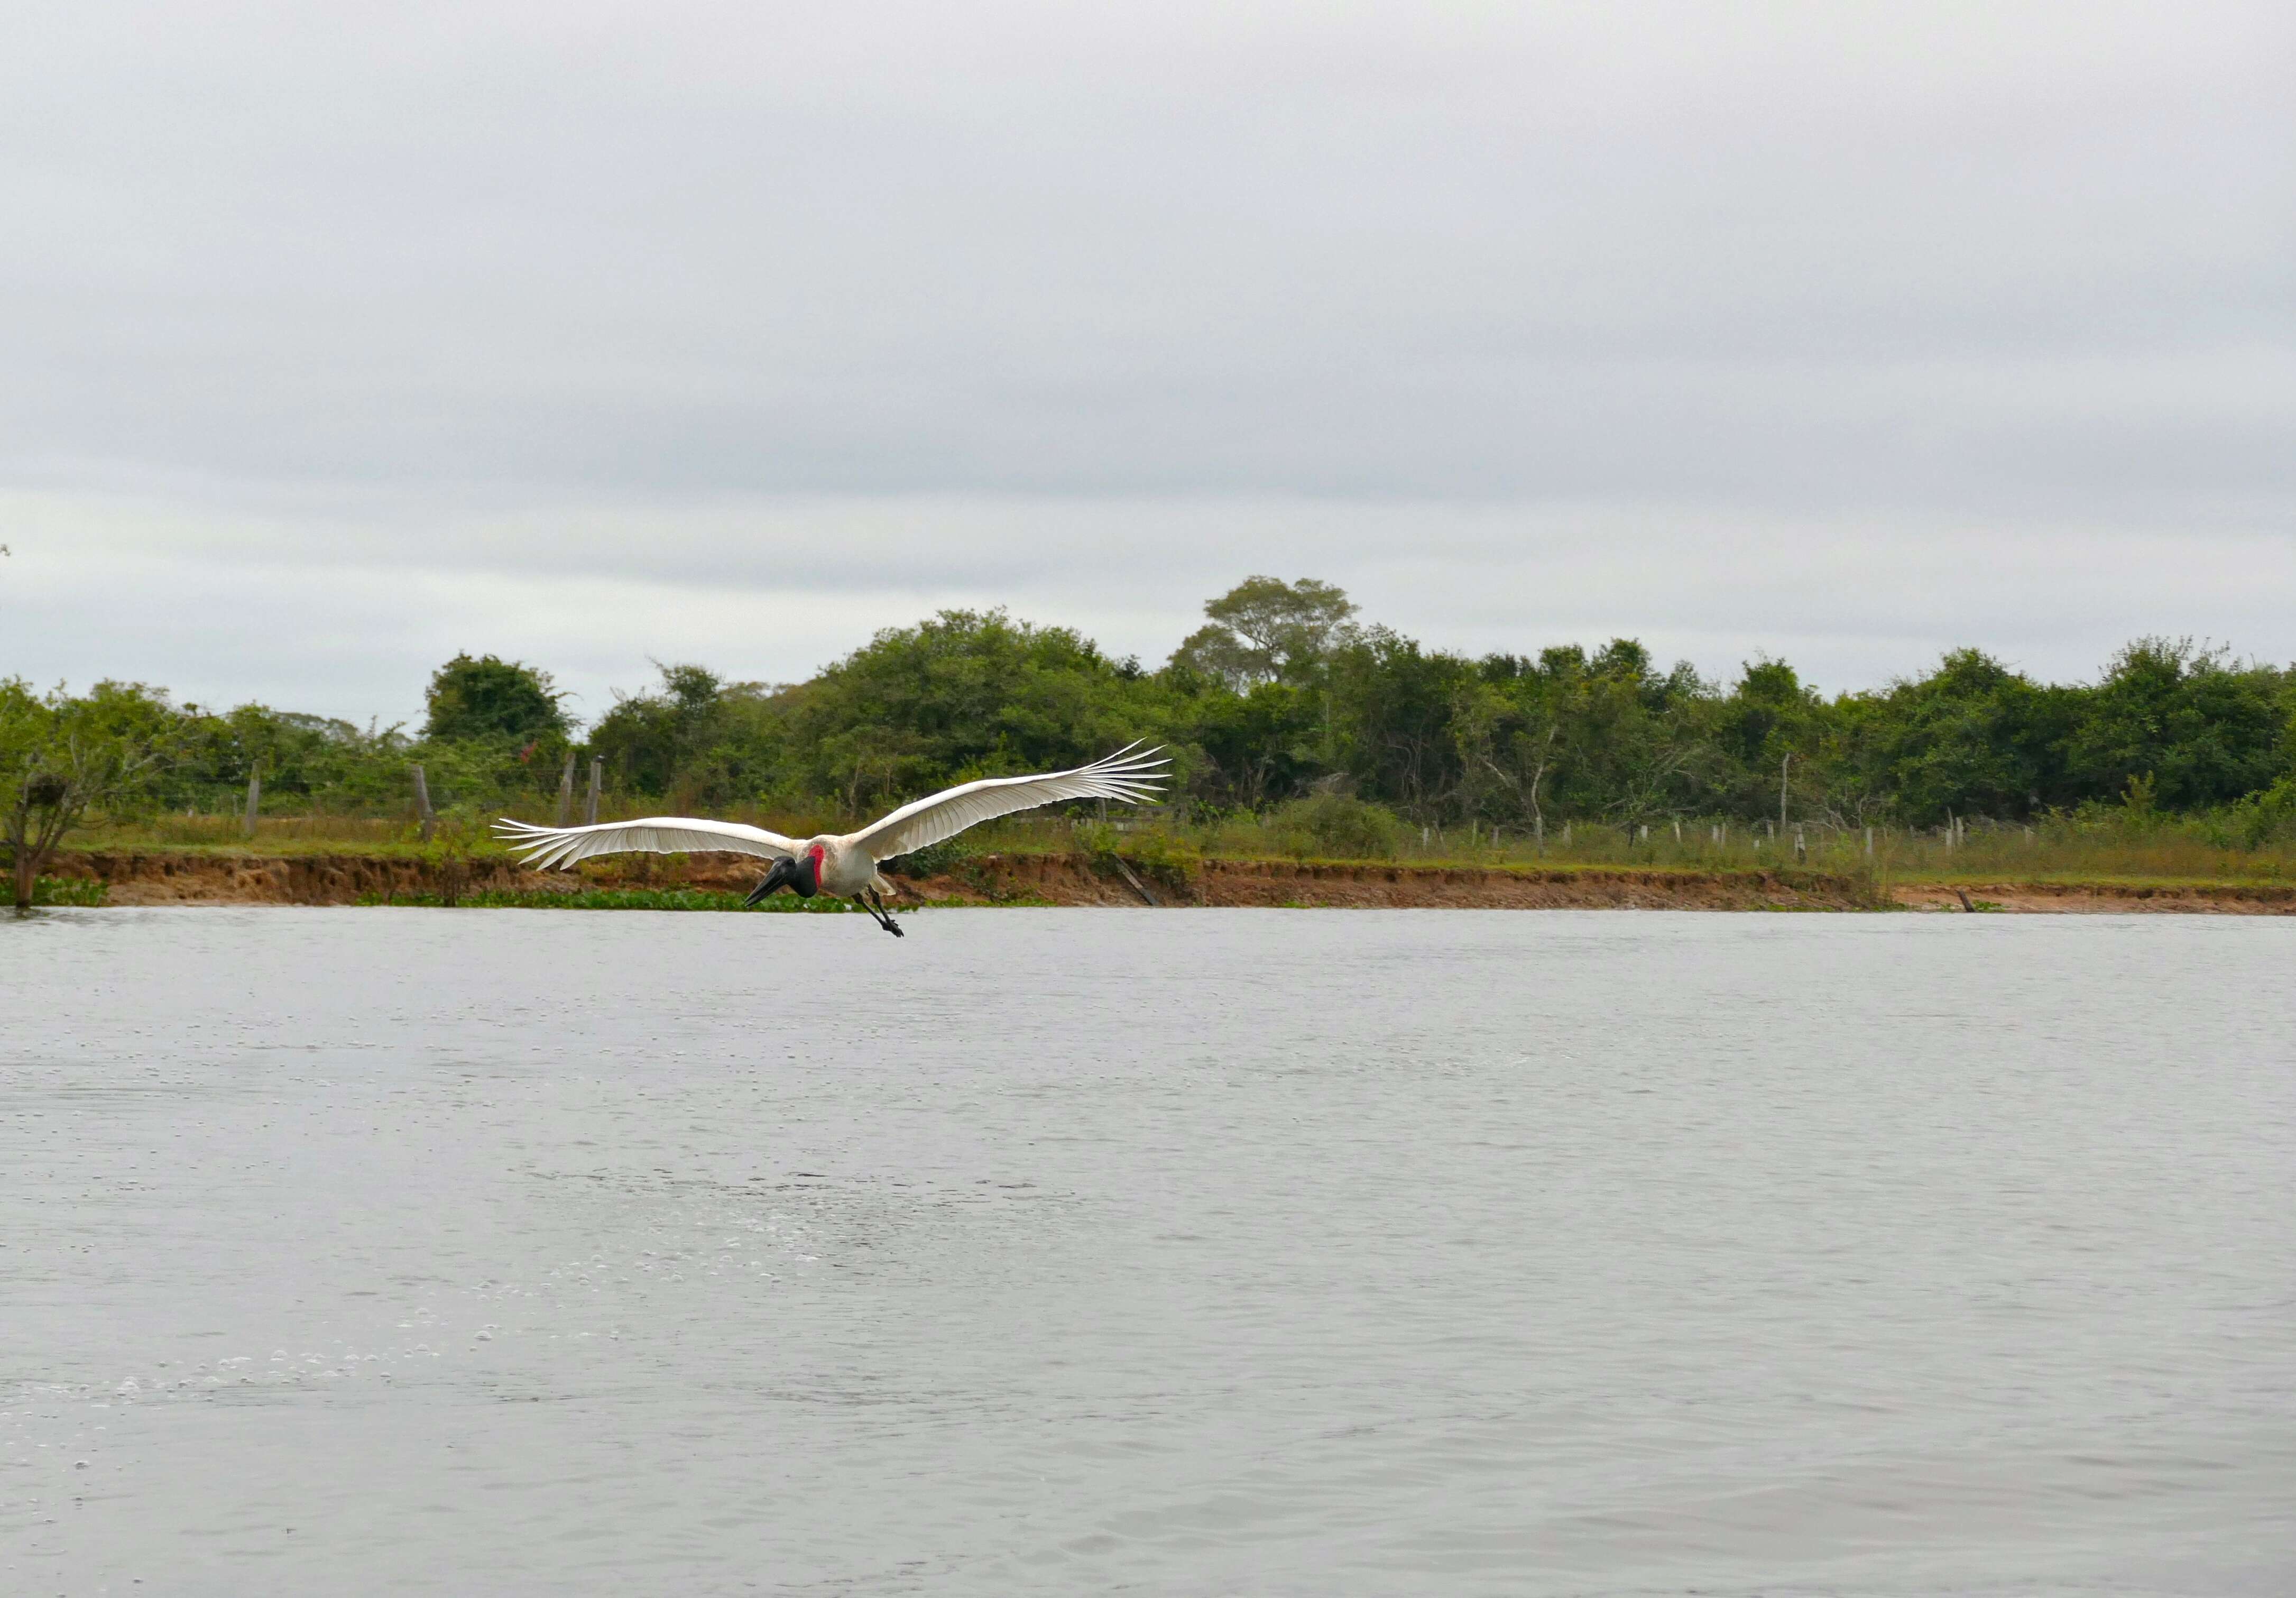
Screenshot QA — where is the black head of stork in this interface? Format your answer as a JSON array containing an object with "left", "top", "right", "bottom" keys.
[{"left": 745, "top": 846, "right": 822, "bottom": 905}]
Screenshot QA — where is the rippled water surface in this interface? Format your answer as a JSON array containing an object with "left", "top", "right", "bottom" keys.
[{"left": 3, "top": 907, "right": 2292, "bottom": 1595}]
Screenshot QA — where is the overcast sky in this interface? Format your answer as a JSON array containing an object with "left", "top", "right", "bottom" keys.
[{"left": 4, "top": 1, "right": 2291, "bottom": 726}]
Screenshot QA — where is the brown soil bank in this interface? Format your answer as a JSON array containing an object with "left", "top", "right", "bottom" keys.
[
  {"left": 58, "top": 849, "right": 1858, "bottom": 910},
  {"left": 911, "top": 855, "right": 1878, "bottom": 911},
  {"left": 1893, "top": 880, "right": 2296, "bottom": 915},
  {"left": 54, "top": 851, "right": 544, "bottom": 906},
  {"left": 50, "top": 848, "right": 2293, "bottom": 913}
]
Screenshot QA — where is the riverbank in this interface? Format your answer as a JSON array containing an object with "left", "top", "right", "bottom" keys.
[{"left": 32, "top": 848, "right": 2296, "bottom": 913}]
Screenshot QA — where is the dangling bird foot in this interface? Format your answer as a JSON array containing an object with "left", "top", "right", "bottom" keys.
[
  {"left": 855, "top": 890, "right": 905, "bottom": 936},
  {"left": 873, "top": 889, "right": 905, "bottom": 936}
]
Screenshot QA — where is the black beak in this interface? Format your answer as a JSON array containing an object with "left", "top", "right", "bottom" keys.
[{"left": 746, "top": 857, "right": 799, "bottom": 906}]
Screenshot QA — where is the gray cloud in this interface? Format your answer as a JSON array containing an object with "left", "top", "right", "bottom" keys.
[
  {"left": 11, "top": 489, "right": 2293, "bottom": 728},
  {"left": 3, "top": 1, "right": 2292, "bottom": 717}
]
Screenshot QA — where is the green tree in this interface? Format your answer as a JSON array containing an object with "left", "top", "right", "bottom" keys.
[
  {"left": 1169, "top": 576, "right": 1359, "bottom": 690},
  {"left": 1451, "top": 664, "right": 1567, "bottom": 838},
  {"left": 423, "top": 653, "right": 571, "bottom": 743},
  {"left": 1325, "top": 628, "right": 1472, "bottom": 822},
  {"left": 2064, "top": 639, "right": 2285, "bottom": 810},
  {"left": 1564, "top": 642, "right": 1710, "bottom": 826},
  {"left": 1855, "top": 649, "right": 2077, "bottom": 823},
  {"left": 1452, "top": 646, "right": 1592, "bottom": 834},
  {"left": 2, "top": 679, "right": 178, "bottom": 910},
  {"left": 786, "top": 610, "right": 1159, "bottom": 820},
  {"left": 1177, "top": 678, "right": 1323, "bottom": 811},
  {"left": 588, "top": 663, "right": 793, "bottom": 810},
  {"left": 159, "top": 703, "right": 414, "bottom": 813},
  {"left": 1713, "top": 657, "right": 1822, "bottom": 828}
]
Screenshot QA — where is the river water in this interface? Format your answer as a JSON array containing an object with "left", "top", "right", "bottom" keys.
[{"left": 2, "top": 907, "right": 2291, "bottom": 1595}]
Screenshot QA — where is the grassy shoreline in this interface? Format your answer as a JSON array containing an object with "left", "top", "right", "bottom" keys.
[
  {"left": 46, "top": 813, "right": 2296, "bottom": 891},
  {"left": 31, "top": 803, "right": 2296, "bottom": 914},
  {"left": 26, "top": 839, "right": 2296, "bottom": 913}
]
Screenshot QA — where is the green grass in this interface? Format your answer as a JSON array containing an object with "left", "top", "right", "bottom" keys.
[
  {"left": 27, "top": 876, "right": 108, "bottom": 907},
  {"left": 55, "top": 806, "right": 2296, "bottom": 894},
  {"left": 72, "top": 815, "right": 440, "bottom": 853},
  {"left": 1089, "top": 816, "right": 2296, "bottom": 890}
]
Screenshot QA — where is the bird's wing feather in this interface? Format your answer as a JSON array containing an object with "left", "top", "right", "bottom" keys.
[
  {"left": 847, "top": 743, "right": 1168, "bottom": 860},
  {"left": 492, "top": 816, "right": 799, "bottom": 871}
]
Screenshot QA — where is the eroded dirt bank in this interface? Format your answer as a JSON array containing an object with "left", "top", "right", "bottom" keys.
[
  {"left": 906, "top": 855, "right": 1879, "bottom": 911},
  {"left": 1891, "top": 880, "right": 2296, "bottom": 914},
  {"left": 45, "top": 849, "right": 2296, "bottom": 912},
  {"left": 50, "top": 850, "right": 1871, "bottom": 910},
  {"left": 52, "top": 851, "right": 534, "bottom": 906}
]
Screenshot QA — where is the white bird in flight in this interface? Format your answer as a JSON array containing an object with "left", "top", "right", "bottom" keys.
[{"left": 494, "top": 742, "right": 1167, "bottom": 936}]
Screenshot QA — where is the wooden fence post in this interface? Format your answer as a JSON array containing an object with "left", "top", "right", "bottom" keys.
[
  {"left": 556, "top": 752, "right": 577, "bottom": 826},
  {"left": 1109, "top": 855, "right": 1159, "bottom": 906},
  {"left": 584, "top": 757, "right": 602, "bottom": 825},
  {"left": 412, "top": 764, "right": 436, "bottom": 843},
  {"left": 243, "top": 768, "right": 261, "bottom": 839}
]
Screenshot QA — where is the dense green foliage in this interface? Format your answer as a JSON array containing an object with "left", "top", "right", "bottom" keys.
[
  {"left": 3, "top": 676, "right": 182, "bottom": 905},
  {"left": 1268, "top": 794, "right": 1406, "bottom": 860},
  {"left": 17, "top": 581, "right": 2296, "bottom": 855},
  {"left": 422, "top": 653, "right": 571, "bottom": 743}
]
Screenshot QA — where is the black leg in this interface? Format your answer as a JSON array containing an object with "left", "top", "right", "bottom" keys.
[{"left": 865, "top": 887, "right": 905, "bottom": 937}]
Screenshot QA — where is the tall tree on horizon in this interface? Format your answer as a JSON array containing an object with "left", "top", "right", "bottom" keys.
[
  {"left": 1169, "top": 576, "right": 1360, "bottom": 691},
  {"left": 422, "top": 653, "right": 571, "bottom": 744}
]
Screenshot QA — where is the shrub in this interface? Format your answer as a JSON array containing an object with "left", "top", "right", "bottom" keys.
[
  {"left": 2226, "top": 776, "right": 2296, "bottom": 849},
  {"left": 1268, "top": 794, "right": 1403, "bottom": 859}
]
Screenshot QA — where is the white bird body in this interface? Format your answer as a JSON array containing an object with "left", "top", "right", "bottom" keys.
[
  {"left": 811, "top": 836, "right": 893, "bottom": 900},
  {"left": 494, "top": 743, "right": 1166, "bottom": 935}
]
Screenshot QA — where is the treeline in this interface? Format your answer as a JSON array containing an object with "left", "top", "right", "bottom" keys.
[{"left": 17, "top": 577, "right": 2296, "bottom": 846}]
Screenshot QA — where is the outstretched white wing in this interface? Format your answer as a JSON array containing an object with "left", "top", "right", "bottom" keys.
[
  {"left": 493, "top": 816, "right": 799, "bottom": 870},
  {"left": 847, "top": 742, "right": 1168, "bottom": 861}
]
